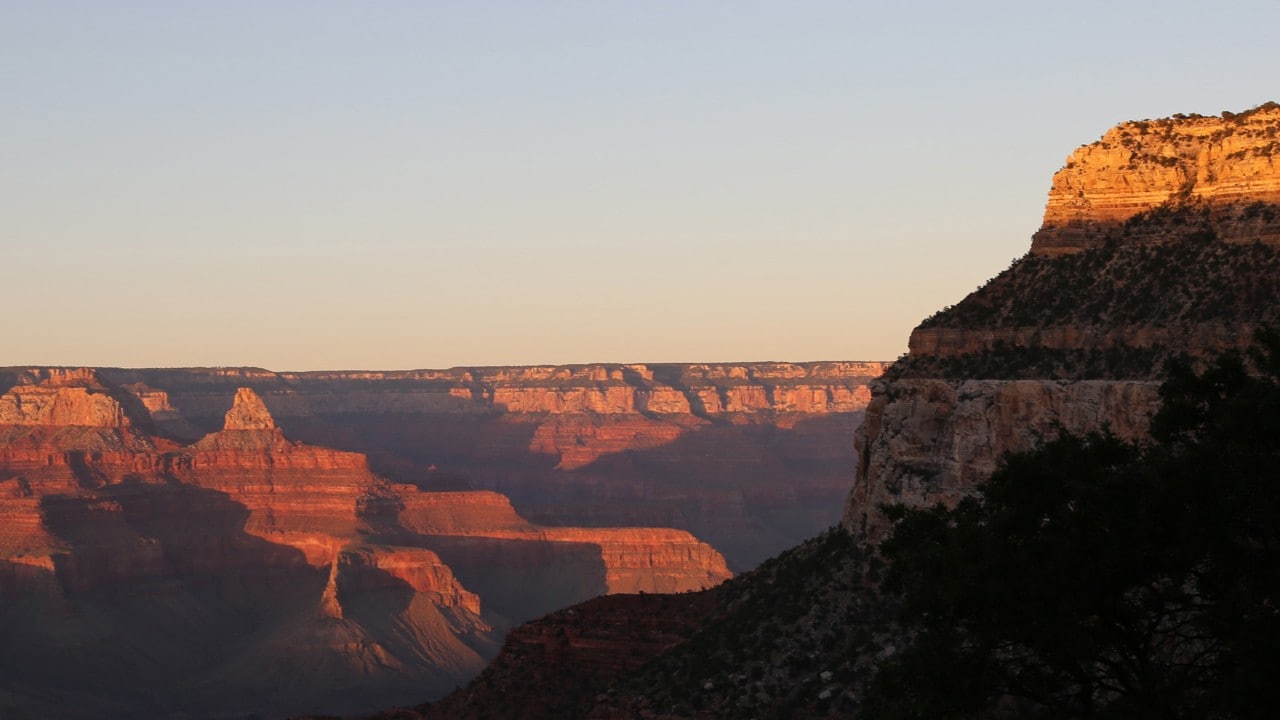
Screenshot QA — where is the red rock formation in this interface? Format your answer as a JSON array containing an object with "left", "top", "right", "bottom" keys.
[
  {"left": 330, "top": 545, "right": 483, "bottom": 616},
  {"left": 395, "top": 489, "right": 730, "bottom": 600},
  {"left": 0, "top": 378, "right": 734, "bottom": 717},
  {"left": 100, "top": 361, "right": 887, "bottom": 569},
  {"left": 222, "top": 386, "right": 276, "bottom": 430},
  {"left": 527, "top": 414, "right": 688, "bottom": 470},
  {"left": 0, "top": 385, "right": 130, "bottom": 427},
  {"left": 1032, "top": 103, "right": 1280, "bottom": 256}
]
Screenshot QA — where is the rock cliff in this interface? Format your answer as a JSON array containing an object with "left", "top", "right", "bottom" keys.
[
  {"left": 1032, "top": 102, "right": 1280, "bottom": 256},
  {"left": 847, "top": 102, "right": 1280, "bottom": 541},
  {"left": 395, "top": 102, "right": 1280, "bottom": 720}
]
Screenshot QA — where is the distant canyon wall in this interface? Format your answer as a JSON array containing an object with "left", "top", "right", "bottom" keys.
[{"left": 30, "top": 361, "right": 888, "bottom": 570}]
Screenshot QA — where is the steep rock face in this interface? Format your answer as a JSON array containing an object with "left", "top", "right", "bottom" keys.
[
  {"left": 327, "top": 545, "right": 483, "bottom": 616},
  {"left": 0, "top": 385, "right": 130, "bottom": 427},
  {"left": 223, "top": 386, "right": 276, "bottom": 430},
  {"left": 527, "top": 415, "right": 687, "bottom": 470},
  {"left": 1032, "top": 103, "right": 1280, "bottom": 256},
  {"left": 390, "top": 489, "right": 730, "bottom": 622},
  {"left": 94, "top": 361, "right": 887, "bottom": 569},
  {"left": 847, "top": 104, "right": 1280, "bottom": 542},
  {"left": 848, "top": 379, "right": 1161, "bottom": 540}
]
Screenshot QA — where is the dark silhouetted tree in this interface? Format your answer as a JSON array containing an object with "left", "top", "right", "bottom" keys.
[{"left": 865, "top": 330, "right": 1280, "bottom": 719}]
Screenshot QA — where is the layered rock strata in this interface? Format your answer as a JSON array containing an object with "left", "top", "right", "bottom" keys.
[
  {"left": 1032, "top": 102, "right": 1280, "bottom": 256},
  {"left": 45, "top": 361, "right": 887, "bottom": 569},
  {"left": 0, "top": 374, "right": 729, "bottom": 718}
]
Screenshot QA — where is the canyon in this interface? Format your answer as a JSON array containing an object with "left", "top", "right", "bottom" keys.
[
  {"left": 0, "top": 361, "right": 882, "bottom": 718},
  {"left": 15, "top": 100, "right": 1275, "bottom": 720},
  {"left": 84, "top": 361, "right": 886, "bottom": 571},
  {"left": 0, "top": 372, "right": 731, "bottom": 717},
  {"left": 392, "top": 103, "right": 1280, "bottom": 720}
]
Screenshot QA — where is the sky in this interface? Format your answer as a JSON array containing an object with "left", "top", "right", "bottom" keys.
[{"left": 3, "top": 1, "right": 1277, "bottom": 370}]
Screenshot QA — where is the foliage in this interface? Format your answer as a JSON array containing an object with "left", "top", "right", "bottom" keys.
[
  {"left": 918, "top": 232, "right": 1280, "bottom": 334},
  {"left": 904, "top": 235, "right": 1280, "bottom": 381},
  {"left": 866, "top": 331, "right": 1280, "bottom": 719}
]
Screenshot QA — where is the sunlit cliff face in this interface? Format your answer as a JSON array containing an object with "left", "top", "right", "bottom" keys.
[
  {"left": 1033, "top": 105, "right": 1280, "bottom": 256},
  {"left": 848, "top": 104, "right": 1280, "bottom": 543}
]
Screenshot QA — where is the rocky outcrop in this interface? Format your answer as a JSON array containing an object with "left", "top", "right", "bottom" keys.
[
  {"left": 223, "top": 386, "right": 276, "bottom": 430},
  {"left": 0, "top": 385, "right": 130, "bottom": 427},
  {"left": 327, "top": 545, "right": 483, "bottom": 616},
  {"left": 388, "top": 489, "right": 730, "bottom": 622},
  {"left": 1032, "top": 102, "right": 1280, "bottom": 256},
  {"left": 847, "top": 103, "right": 1280, "bottom": 542}
]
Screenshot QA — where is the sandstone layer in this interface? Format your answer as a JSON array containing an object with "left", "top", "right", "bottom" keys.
[{"left": 1032, "top": 102, "right": 1280, "bottom": 256}]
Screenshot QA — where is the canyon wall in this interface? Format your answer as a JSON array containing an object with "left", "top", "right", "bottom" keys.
[
  {"left": 55, "top": 361, "right": 888, "bottom": 570},
  {"left": 0, "top": 373, "right": 731, "bottom": 718},
  {"left": 847, "top": 103, "right": 1280, "bottom": 542}
]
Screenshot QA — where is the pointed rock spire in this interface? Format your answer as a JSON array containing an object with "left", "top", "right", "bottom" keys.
[
  {"left": 319, "top": 556, "right": 344, "bottom": 619},
  {"left": 223, "top": 388, "right": 276, "bottom": 431}
]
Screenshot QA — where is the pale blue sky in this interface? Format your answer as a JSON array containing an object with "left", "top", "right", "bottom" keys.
[{"left": 3, "top": 2, "right": 1276, "bottom": 369}]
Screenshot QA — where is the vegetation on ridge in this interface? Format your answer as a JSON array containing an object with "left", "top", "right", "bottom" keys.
[
  {"left": 898, "top": 231, "right": 1280, "bottom": 380},
  {"left": 919, "top": 231, "right": 1280, "bottom": 333},
  {"left": 867, "top": 331, "right": 1280, "bottom": 718}
]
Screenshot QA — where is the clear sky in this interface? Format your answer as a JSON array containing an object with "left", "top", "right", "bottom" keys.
[{"left": 4, "top": 2, "right": 1277, "bottom": 370}]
